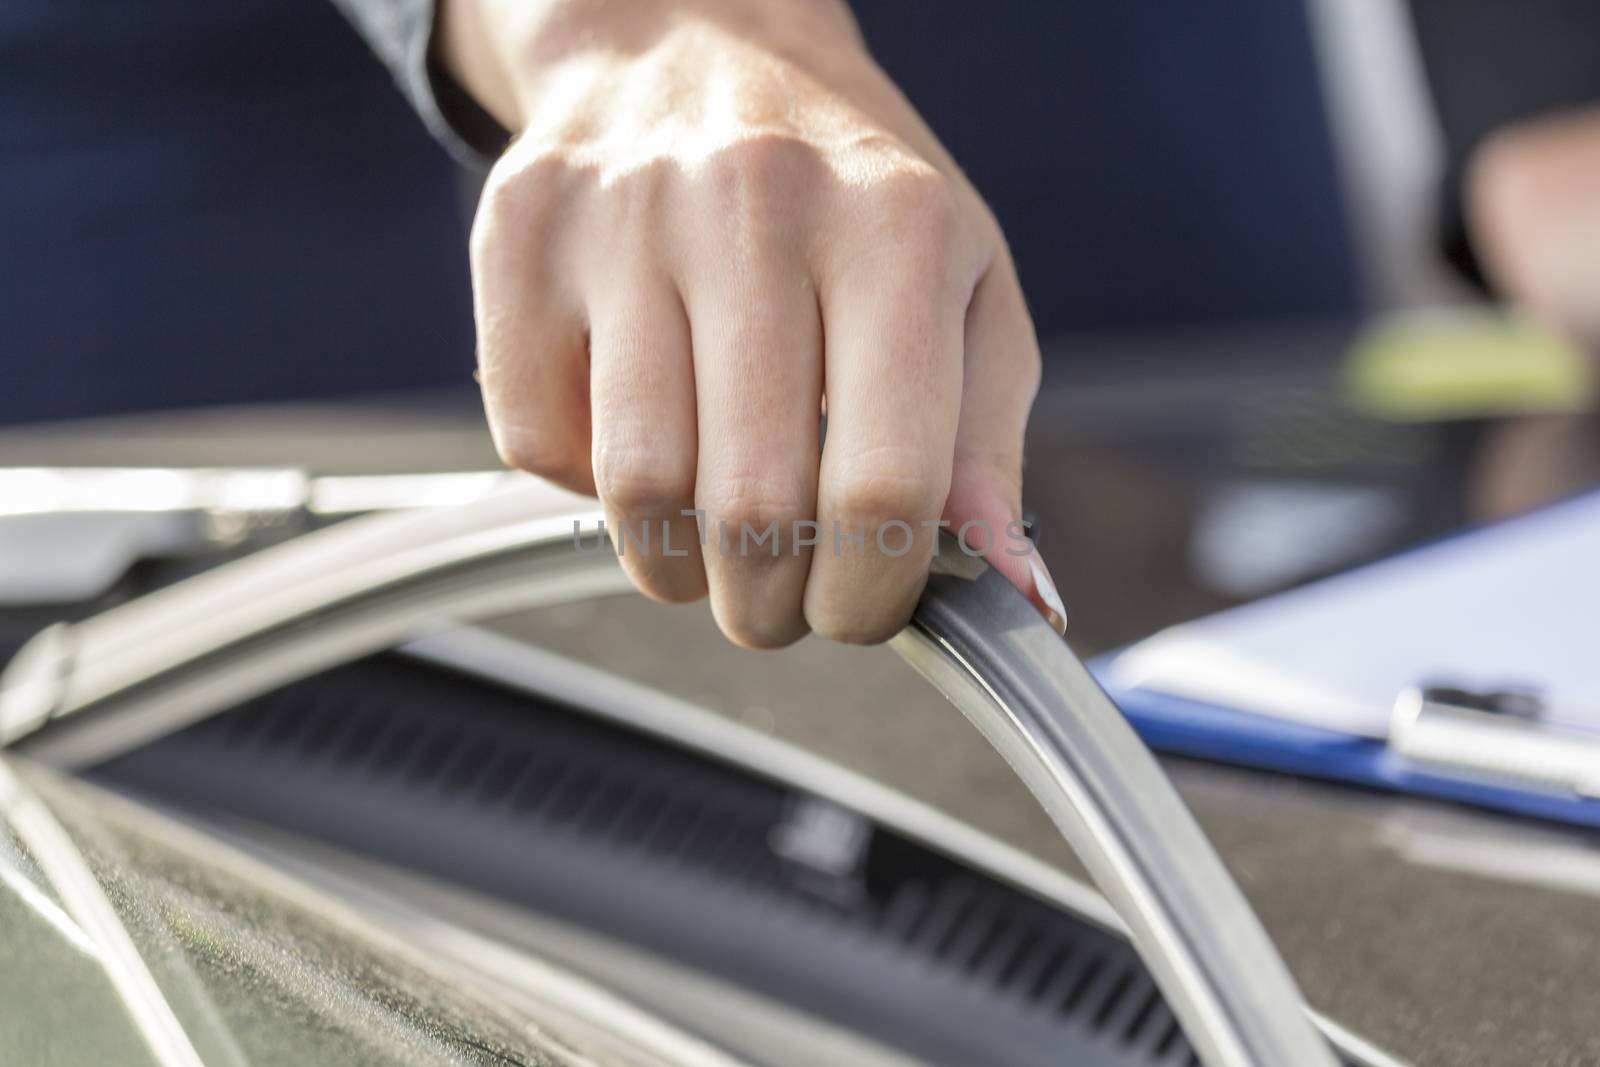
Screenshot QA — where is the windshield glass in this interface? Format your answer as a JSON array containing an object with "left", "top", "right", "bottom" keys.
[{"left": 0, "top": 757, "right": 573, "bottom": 1067}]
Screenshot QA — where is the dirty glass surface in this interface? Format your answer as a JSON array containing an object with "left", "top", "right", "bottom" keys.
[{"left": 0, "top": 758, "right": 581, "bottom": 1067}]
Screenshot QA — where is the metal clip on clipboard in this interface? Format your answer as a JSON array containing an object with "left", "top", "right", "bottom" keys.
[{"left": 1391, "top": 686, "right": 1600, "bottom": 799}]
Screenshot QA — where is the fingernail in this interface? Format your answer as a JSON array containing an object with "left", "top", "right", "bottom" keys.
[{"left": 1028, "top": 552, "right": 1068, "bottom": 636}]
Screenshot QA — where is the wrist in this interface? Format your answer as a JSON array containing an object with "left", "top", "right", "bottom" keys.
[{"left": 434, "top": 0, "right": 867, "bottom": 135}]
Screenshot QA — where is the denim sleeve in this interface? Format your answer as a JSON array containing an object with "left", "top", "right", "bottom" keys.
[{"left": 327, "top": 0, "right": 509, "bottom": 166}]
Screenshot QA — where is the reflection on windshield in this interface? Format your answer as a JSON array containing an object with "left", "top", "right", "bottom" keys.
[
  {"left": 0, "top": 826, "right": 98, "bottom": 958},
  {"left": 0, "top": 758, "right": 208, "bottom": 1067},
  {"left": 0, "top": 758, "right": 570, "bottom": 1067}
]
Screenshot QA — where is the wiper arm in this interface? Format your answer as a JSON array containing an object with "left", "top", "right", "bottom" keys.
[
  {"left": 0, "top": 482, "right": 1339, "bottom": 1067},
  {"left": 0, "top": 465, "right": 533, "bottom": 607},
  {"left": 895, "top": 554, "right": 1337, "bottom": 1067}
]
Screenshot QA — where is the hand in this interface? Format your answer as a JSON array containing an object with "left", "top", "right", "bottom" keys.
[
  {"left": 1463, "top": 108, "right": 1600, "bottom": 521},
  {"left": 437, "top": 0, "right": 1064, "bottom": 646},
  {"left": 1469, "top": 105, "right": 1600, "bottom": 355}
]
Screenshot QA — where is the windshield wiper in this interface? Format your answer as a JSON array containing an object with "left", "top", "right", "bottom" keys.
[{"left": 0, "top": 481, "right": 1340, "bottom": 1067}]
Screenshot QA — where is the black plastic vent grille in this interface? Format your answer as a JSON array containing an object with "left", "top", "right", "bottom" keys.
[
  {"left": 172, "top": 657, "right": 798, "bottom": 895},
  {"left": 860, "top": 869, "right": 1196, "bottom": 1065},
  {"left": 96, "top": 653, "right": 1241, "bottom": 1067}
]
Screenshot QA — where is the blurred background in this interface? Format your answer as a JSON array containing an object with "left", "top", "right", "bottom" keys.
[{"left": 3, "top": 0, "right": 1599, "bottom": 647}]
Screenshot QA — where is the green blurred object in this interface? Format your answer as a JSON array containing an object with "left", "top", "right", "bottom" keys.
[{"left": 1344, "top": 309, "right": 1596, "bottom": 421}]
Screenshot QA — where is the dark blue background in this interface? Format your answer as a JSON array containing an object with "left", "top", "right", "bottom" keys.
[
  {"left": 0, "top": 0, "right": 1360, "bottom": 424},
  {"left": 0, "top": 0, "right": 475, "bottom": 424},
  {"left": 852, "top": 0, "right": 1360, "bottom": 335}
]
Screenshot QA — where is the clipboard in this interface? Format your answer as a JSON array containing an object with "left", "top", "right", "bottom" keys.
[{"left": 1093, "top": 489, "right": 1600, "bottom": 829}]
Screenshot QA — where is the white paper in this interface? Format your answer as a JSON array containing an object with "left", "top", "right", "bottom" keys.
[{"left": 1107, "top": 492, "right": 1600, "bottom": 738}]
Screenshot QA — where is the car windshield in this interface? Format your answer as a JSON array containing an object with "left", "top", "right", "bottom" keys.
[{"left": 0, "top": 757, "right": 576, "bottom": 1067}]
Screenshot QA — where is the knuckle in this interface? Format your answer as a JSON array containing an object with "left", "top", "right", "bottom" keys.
[
  {"left": 869, "top": 167, "right": 961, "bottom": 250},
  {"left": 828, "top": 462, "right": 946, "bottom": 529},
  {"left": 593, "top": 447, "right": 695, "bottom": 515},
  {"left": 715, "top": 608, "right": 807, "bottom": 651},
  {"left": 700, "top": 136, "right": 815, "bottom": 220},
  {"left": 699, "top": 477, "right": 810, "bottom": 540},
  {"left": 807, "top": 602, "right": 913, "bottom": 646},
  {"left": 956, "top": 449, "right": 1024, "bottom": 509},
  {"left": 493, "top": 424, "right": 585, "bottom": 485},
  {"left": 707, "top": 311, "right": 798, "bottom": 377},
  {"left": 471, "top": 186, "right": 528, "bottom": 272},
  {"left": 475, "top": 158, "right": 532, "bottom": 233},
  {"left": 471, "top": 152, "right": 572, "bottom": 267},
  {"left": 623, "top": 552, "right": 708, "bottom": 606}
]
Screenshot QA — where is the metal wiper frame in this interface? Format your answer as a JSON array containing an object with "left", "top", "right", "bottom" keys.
[{"left": 0, "top": 483, "right": 1339, "bottom": 1067}]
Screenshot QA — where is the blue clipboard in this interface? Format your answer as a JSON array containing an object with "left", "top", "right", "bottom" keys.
[
  {"left": 1090, "top": 489, "right": 1600, "bottom": 830},
  {"left": 1093, "top": 674, "right": 1600, "bottom": 829}
]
